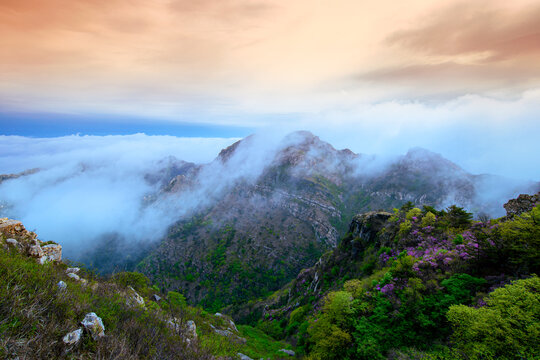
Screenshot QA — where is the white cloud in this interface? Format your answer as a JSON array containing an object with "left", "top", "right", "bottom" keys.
[{"left": 0, "top": 134, "right": 238, "bottom": 258}]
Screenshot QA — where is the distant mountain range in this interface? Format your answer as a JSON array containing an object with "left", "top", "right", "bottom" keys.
[{"left": 131, "top": 131, "right": 538, "bottom": 310}]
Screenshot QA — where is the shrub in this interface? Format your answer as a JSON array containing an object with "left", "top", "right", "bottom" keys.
[{"left": 447, "top": 276, "right": 540, "bottom": 359}]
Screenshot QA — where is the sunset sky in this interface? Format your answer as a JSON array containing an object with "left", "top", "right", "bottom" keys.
[{"left": 1, "top": 0, "right": 540, "bottom": 178}]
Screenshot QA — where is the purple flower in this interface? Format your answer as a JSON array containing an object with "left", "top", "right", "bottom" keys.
[{"left": 380, "top": 283, "right": 395, "bottom": 295}]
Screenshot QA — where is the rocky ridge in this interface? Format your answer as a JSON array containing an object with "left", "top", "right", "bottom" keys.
[{"left": 138, "top": 131, "right": 539, "bottom": 311}]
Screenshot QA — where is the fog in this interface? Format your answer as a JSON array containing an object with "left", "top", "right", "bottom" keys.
[
  {"left": 0, "top": 134, "right": 239, "bottom": 260},
  {"left": 0, "top": 131, "right": 537, "bottom": 267}
]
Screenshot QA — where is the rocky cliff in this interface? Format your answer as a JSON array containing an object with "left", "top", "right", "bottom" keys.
[{"left": 136, "top": 132, "right": 539, "bottom": 311}]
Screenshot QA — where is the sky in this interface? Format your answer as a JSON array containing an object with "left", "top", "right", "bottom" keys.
[{"left": 1, "top": 0, "right": 540, "bottom": 179}]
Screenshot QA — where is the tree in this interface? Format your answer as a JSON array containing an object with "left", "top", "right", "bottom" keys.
[{"left": 447, "top": 276, "right": 540, "bottom": 359}]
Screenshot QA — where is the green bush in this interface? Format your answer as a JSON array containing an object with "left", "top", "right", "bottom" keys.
[{"left": 447, "top": 276, "right": 540, "bottom": 359}]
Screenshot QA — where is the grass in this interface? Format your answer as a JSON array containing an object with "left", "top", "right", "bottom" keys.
[
  {"left": 238, "top": 325, "right": 295, "bottom": 359},
  {"left": 0, "top": 247, "right": 212, "bottom": 359},
  {"left": 0, "top": 245, "right": 296, "bottom": 359}
]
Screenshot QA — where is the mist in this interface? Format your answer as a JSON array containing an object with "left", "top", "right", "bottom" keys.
[
  {"left": 1, "top": 131, "right": 537, "bottom": 269},
  {"left": 0, "top": 134, "right": 239, "bottom": 261}
]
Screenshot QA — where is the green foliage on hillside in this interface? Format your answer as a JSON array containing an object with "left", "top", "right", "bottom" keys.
[
  {"left": 250, "top": 203, "right": 540, "bottom": 359},
  {"left": 447, "top": 276, "right": 540, "bottom": 359},
  {"left": 0, "top": 245, "right": 293, "bottom": 359}
]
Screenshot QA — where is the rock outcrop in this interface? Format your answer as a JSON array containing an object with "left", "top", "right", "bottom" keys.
[
  {"left": 127, "top": 286, "right": 145, "bottom": 307},
  {"left": 81, "top": 312, "right": 105, "bottom": 340},
  {"left": 504, "top": 192, "right": 539, "bottom": 217},
  {"left": 0, "top": 218, "right": 62, "bottom": 264},
  {"left": 63, "top": 328, "right": 83, "bottom": 345}
]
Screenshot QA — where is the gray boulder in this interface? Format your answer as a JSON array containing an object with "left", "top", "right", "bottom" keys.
[
  {"left": 237, "top": 353, "right": 253, "bottom": 360},
  {"left": 41, "top": 243, "right": 62, "bottom": 262},
  {"left": 279, "top": 349, "right": 295, "bottom": 356},
  {"left": 81, "top": 312, "right": 105, "bottom": 340},
  {"left": 57, "top": 281, "right": 67, "bottom": 291},
  {"left": 127, "top": 286, "right": 145, "bottom": 307},
  {"left": 63, "top": 328, "right": 83, "bottom": 345}
]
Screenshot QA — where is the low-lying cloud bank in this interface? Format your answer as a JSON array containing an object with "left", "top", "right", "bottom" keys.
[
  {"left": 0, "top": 131, "right": 537, "bottom": 267},
  {"left": 0, "top": 134, "right": 238, "bottom": 260}
]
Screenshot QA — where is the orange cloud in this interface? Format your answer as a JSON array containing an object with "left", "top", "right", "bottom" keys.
[{"left": 387, "top": 2, "right": 540, "bottom": 62}]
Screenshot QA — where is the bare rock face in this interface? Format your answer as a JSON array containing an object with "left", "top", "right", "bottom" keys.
[
  {"left": 348, "top": 211, "right": 393, "bottom": 252},
  {"left": 186, "top": 320, "right": 197, "bottom": 340},
  {"left": 237, "top": 353, "right": 253, "bottom": 360},
  {"left": 279, "top": 349, "right": 295, "bottom": 356},
  {"left": 63, "top": 328, "right": 83, "bottom": 345},
  {"left": 6, "top": 238, "right": 19, "bottom": 247},
  {"left": 0, "top": 218, "right": 62, "bottom": 264},
  {"left": 81, "top": 313, "right": 105, "bottom": 340},
  {"left": 57, "top": 281, "right": 67, "bottom": 291},
  {"left": 42, "top": 244, "right": 62, "bottom": 262},
  {"left": 127, "top": 286, "right": 145, "bottom": 307},
  {"left": 28, "top": 244, "right": 44, "bottom": 258},
  {"left": 67, "top": 273, "right": 80, "bottom": 281},
  {"left": 504, "top": 192, "right": 539, "bottom": 217},
  {"left": 0, "top": 219, "right": 25, "bottom": 237}
]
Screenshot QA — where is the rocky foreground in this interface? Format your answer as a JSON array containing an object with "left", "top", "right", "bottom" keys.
[{"left": 0, "top": 218, "right": 294, "bottom": 360}]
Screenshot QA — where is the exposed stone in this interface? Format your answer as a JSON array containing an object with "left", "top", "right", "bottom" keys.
[
  {"left": 214, "top": 329, "right": 233, "bottom": 337},
  {"left": 28, "top": 244, "right": 44, "bottom": 258},
  {"left": 213, "top": 328, "right": 246, "bottom": 344},
  {"left": 504, "top": 192, "right": 539, "bottom": 217},
  {"left": 167, "top": 317, "right": 181, "bottom": 332},
  {"left": 151, "top": 294, "right": 161, "bottom": 302},
  {"left": 186, "top": 320, "right": 197, "bottom": 340},
  {"left": 62, "top": 328, "right": 83, "bottom": 345},
  {"left": 127, "top": 286, "right": 145, "bottom": 307},
  {"left": 5, "top": 238, "right": 19, "bottom": 248},
  {"left": 57, "top": 281, "right": 67, "bottom": 291},
  {"left": 67, "top": 273, "right": 80, "bottom": 281},
  {"left": 279, "top": 349, "right": 295, "bottom": 356},
  {"left": 0, "top": 219, "right": 23, "bottom": 236},
  {"left": 237, "top": 353, "right": 253, "bottom": 360},
  {"left": 66, "top": 267, "right": 80, "bottom": 274},
  {"left": 81, "top": 312, "right": 105, "bottom": 340},
  {"left": 41, "top": 244, "right": 62, "bottom": 262},
  {"left": 228, "top": 319, "right": 238, "bottom": 332}
]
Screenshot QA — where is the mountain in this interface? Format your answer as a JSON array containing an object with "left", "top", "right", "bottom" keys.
[
  {"left": 230, "top": 192, "right": 540, "bottom": 359},
  {"left": 136, "top": 131, "right": 538, "bottom": 311},
  {"left": 0, "top": 217, "right": 294, "bottom": 360}
]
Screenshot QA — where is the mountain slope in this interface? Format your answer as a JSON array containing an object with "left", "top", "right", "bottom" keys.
[
  {"left": 137, "top": 131, "right": 539, "bottom": 310},
  {"left": 236, "top": 192, "right": 540, "bottom": 359}
]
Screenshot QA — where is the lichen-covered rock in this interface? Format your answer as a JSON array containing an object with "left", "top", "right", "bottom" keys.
[
  {"left": 57, "top": 281, "right": 67, "bottom": 291},
  {"left": 28, "top": 244, "right": 44, "bottom": 258},
  {"left": 167, "top": 317, "right": 181, "bottom": 332},
  {"left": 41, "top": 243, "right": 62, "bottom": 262},
  {"left": 66, "top": 267, "right": 80, "bottom": 274},
  {"left": 63, "top": 328, "right": 83, "bottom": 345},
  {"left": 279, "top": 349, "right": 295, "bottom": 356},
  {"left": 237, "top": 353, "right": 253, "bottom": 360},
  {"left": 186, "top": 320, "right": 197, "bottom": 340},
  {"left": 228, "top": 319, "right": 238, "bottom": 332},
  {"left": 67, "top": 273, "right": 80, "bottom": 281},
  {"left": 504, "top": 192, "right": 539, "bottom": 217},
  {"left": 151, "top": 294, "right": 161, "bottom": 302},
  {"left": 0, "top": 219, "right": 24, "bottom": 236},
  {"left": 127, "top": 286, "right": 145, "bottom": 307},
  {"left": 5, "top": 238, "right": 19, "bottom": 248},
  {"left": 81, "top": 312, "right": 105, "bottom": 340}
]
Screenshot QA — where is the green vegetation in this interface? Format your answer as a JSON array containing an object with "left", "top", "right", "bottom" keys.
[
  {"left": 249, "top": 203, "right": 540, "bottom": 359},
  {"left": 448, "top": 276, "right": 540, "bottom": 359},
  {"left": 0, "top": 246, "right": 293, "bottom": 359}
]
